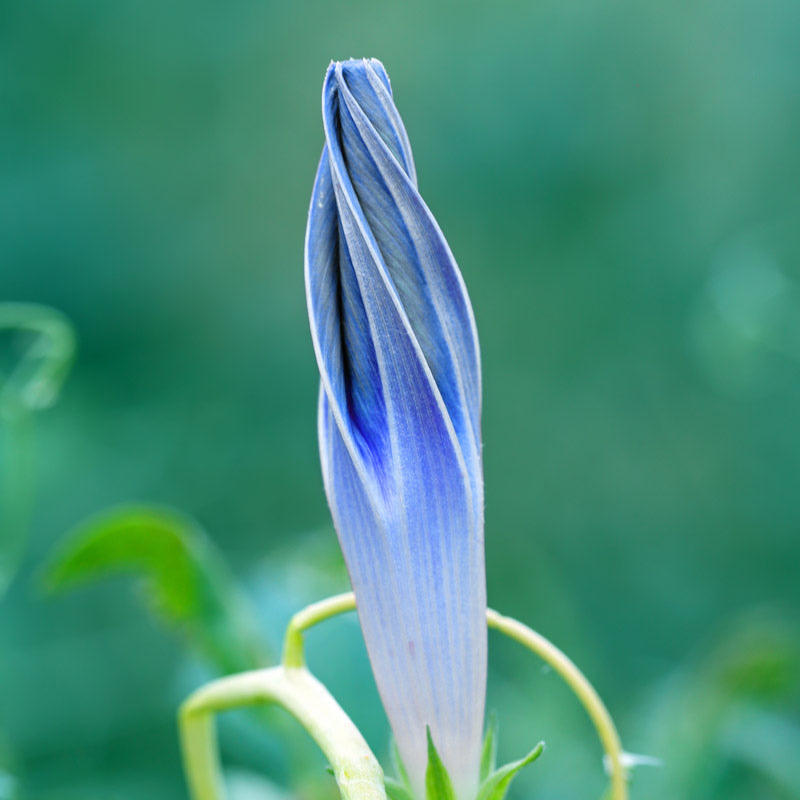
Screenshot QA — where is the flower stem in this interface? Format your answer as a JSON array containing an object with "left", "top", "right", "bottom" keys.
[
  {"left": 282, "top": 593, "right": 628, "bottom": 800},
  {"left": 282, "top": 592, "right": 359, "bottom": 668},
  {"left": 485, "top": 609, "right": 628, "bottom": 800},
  {"left": 179, "top": 665, "right": 387, "bottom": 800}
]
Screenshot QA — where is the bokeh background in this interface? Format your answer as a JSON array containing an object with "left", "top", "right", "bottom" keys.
[{"left": 2, "top": 1, "right": 799, "bottom": 798}]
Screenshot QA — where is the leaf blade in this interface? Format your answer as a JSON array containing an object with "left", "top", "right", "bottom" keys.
[{"left": 42, "top": 504, "right": 268, "bottom": 674}]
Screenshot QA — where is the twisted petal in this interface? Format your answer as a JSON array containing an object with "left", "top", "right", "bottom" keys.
[{"left": 305, "top": 59, "right": 486, "bottom": 798}]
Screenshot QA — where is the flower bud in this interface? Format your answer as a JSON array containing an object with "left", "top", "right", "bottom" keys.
[{"left": 305, "top": 59, "right": 486, "bottom": 799}]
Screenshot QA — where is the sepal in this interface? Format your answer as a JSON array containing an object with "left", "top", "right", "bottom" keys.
[
  {"left": 474, "top": 742, "right": 545, "bottom": 800},
  {"left": 479, "top": 713, "right": 498, "bottom": 783},
  {"left": 391, "top": 738, "right": 414, "bottom": 795},
  {"left": 425, "top": 728, "right": 457, "bottom": 800},
  {"left": 384, "top": 777, "right": 415, "bottom": 800}
]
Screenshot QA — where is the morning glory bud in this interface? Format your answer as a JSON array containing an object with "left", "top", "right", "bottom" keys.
[{"left": 305, "top": 59, "right": 486, "bottom": 799}]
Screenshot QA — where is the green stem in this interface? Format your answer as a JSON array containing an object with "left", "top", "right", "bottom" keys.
[
  {"left": 281, "top": 592, "right": 628, "bottom": 800},
  {"left": 485, "top": 609, "right": 628, "bottom": 800},
  {"left": 179, "top": 665, "right": 387, "bottom": 800},
  {"left": 282, "top": 591, "right": 358, "bottom": 668}
]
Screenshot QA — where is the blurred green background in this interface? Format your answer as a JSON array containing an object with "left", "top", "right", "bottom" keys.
[{"left": 2, "top": 1, "right": 799, "bottom": 798}]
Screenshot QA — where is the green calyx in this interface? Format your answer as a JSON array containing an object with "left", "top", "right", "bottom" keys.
[
  {"left": 425, "top": 728, "right": 457, "bottom": 800},
  {"left": 385, "top": 739, "right": 415, "bottom": 800},
  {"left": 479, "top": 713, "right": 498, "bottom": 782},
  {"left": 384, "top": 777, "right": 415, "bottom": 800},
  {"left": 414, "top": 723, "right": 543, "bottom": 800},
  {"left": 475, "top": 717, "right": 544, "bottom": 800},
  {"left": 474, "top": 742, "right": 544, "bottom": 800}
]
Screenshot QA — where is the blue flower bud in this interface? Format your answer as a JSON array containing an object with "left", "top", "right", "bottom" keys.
[{"left": 305, "top": 59, "right": 486, "bottom": 799}]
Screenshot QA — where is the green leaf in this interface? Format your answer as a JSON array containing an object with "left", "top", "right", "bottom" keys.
[
  {"left": 474, "top": 742, "right": 545, "bottom": 800},
  {"left": 425, "top": 727, "right": 456, "bottom": 800},
  {"left": 384, "top": 777, "right": 415, "bottom": 800},
  {"left": 42, "top": 505, "right": 268, "bottom": 674},
  {"left": 480, "top": 712, "right": 498, "bottom": 782}
]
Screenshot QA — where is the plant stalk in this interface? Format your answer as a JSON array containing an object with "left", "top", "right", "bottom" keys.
[{"left": 179, "top": 665, "right": 387, "bottom": 800}]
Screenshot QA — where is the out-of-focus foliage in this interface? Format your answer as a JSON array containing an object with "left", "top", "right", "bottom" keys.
[
  {"left": 1, "top": 304, "right": 75, "bottom": 594},
  {"left": 633, "top": 612, "right": 800, "bottom": 799},
  {"left": 1, "top": 0, "right": 798, "bottom": 799},
  {"left": 0, "top": 305, "right": 75, "bottom": 418},
  {"left": 43, "top": 506, "right": 268, "bottom": 674}
]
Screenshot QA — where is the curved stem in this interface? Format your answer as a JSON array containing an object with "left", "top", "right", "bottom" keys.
[
  {"left": 485, "top": 609, "right": 628, "bottom": 800},
  {"left": 282, "top": 592, "right": 628, "bottom": 800},
  {"left": 283, "top": 592, "right": 358, "bottom": 667},
  {"left": 180, "top": 665, "right": 386, "bottom": 800}
]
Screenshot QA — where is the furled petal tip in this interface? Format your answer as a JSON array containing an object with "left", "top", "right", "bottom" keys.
[{"left": 305, "top": 58, "right": 486, "bottom": 799}]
